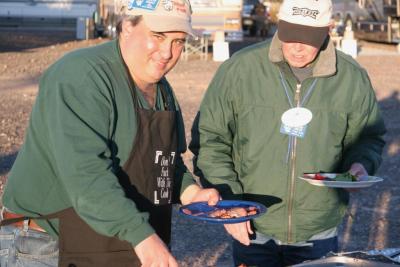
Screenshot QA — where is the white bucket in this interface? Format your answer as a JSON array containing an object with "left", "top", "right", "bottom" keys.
[
  {"left": 341, "top": 39, "right": 358, "bottom": 58},
  {"left": 213, "top": 41, "right": 230, "bottom": 62}
]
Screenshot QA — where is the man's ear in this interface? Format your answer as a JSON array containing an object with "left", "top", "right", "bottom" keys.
[{"left": 122, "top": 19, "right": 133, "bottom": 36}]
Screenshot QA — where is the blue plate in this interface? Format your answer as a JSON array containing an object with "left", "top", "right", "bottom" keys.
[{"left": 179, "top": 200, "right": 267, "bottom": 224}]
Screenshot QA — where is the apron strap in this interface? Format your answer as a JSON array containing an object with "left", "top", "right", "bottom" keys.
[
  {"left": 159, "top": 81, "right": 177, "bottom": 112},
  {"left": 0, "top": 207, "right": 71, "bottom": 226}
]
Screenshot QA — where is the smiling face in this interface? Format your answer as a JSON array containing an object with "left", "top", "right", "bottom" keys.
[
  {"left": 281, "top": 41, "right": 320, "bottom": 68},
  {"left": 119, "top": 18, "right": 187, "bottom": 89}
]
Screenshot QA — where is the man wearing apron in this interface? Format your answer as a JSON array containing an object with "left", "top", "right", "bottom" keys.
[{"left": 0, "top": 0, "right": 219, "bottom": 266}]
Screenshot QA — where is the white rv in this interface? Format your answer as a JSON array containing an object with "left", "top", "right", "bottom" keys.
[
  {"left": 0, "top": 0, "right": 116, "bottom": 38},
  {"left": 332, "top": 0, "right": 400, "bottom": 43},
  {"left": 190, "top": 0, "right": 243, "bottom": 42}
]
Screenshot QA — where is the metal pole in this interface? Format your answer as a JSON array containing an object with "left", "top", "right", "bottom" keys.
[
  {"left": 388, "top": 15, "right": 392, "bottom": 42},
  {"left": 86, "top": 17, "right": 90, "bottom": 40},
  {"left": 397, "top": 0, "right": 400, "bottom": 16}
]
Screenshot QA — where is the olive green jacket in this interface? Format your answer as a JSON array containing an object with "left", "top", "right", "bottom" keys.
[{"left": 191, "top": 34, "right": 386, "bottom": 243}]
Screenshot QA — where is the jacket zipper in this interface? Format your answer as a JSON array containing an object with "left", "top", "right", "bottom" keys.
[{"left": 287, "top": 83, "right": 301, "bottom": 243}]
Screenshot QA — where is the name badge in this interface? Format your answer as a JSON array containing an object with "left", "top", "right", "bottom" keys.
[{"left": 280, "top": 107, "right": 312, "bottom": 138}]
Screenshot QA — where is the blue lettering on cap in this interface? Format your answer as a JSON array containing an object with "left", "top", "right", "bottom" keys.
[{"left": 128, "top": 0, "right": 160, "bottom": 11}]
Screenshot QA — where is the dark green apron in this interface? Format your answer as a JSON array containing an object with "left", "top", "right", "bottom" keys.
[
  {"left": 1, "top": 83, "right": 178, "bottom": 267},
  {"left": 58, "top": 82, "right": 178, "bottom": 266}
]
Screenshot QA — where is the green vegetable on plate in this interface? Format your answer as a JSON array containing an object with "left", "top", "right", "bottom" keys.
[{"left": 335, "top": 172, "right": 357, "bottom": 182}]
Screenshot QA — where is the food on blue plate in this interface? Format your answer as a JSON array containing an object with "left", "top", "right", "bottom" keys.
[
  {"left": 181, "top": 208, "right": 193, "bottom": 215},
  {"left": 209, "top": 206, "right": 258, "bottom": 219}
]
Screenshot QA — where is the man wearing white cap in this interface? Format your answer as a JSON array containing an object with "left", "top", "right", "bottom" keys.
[
  {"left": 190, "top": 0, "right": 386, "bottom": 266},
  {"left": 0, "top": 0, "right": 220, "bottom": 266}
]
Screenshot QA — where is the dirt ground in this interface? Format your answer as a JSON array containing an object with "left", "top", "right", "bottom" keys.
[{"left": 0, "top": 30, "right": 399, "bottom": 266}]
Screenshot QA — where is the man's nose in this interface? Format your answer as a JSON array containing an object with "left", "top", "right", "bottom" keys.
[
  {"left": 159, "top": 41, "right": 172, "bottom": 59},
  {"left": 293, "top": 43, "right": 304, "bottom": 51}
]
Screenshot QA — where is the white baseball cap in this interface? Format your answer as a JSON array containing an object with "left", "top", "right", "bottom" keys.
[
  {"left": 277, "top": 0, "right": 332, "bottom": 48},
  {"left": 116, "top": 0, "right": 194, "bottom": 36}
]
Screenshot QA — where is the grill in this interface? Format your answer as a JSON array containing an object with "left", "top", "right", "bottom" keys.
[{"left": 293, "top": 250, "right": 400, "bottom": 267}]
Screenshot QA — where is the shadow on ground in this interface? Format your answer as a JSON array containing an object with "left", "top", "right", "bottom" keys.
[
  {"left": 0, "top": 152, "right": 17, "bottom": 175},
  {"left": 340, "top": 91, "right": 400, "bottom": 251}
]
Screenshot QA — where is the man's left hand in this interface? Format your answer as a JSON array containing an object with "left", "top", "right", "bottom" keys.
[
  {"left": 347, "top": 162, "right": 368, "bottom": 192},
  {"left": 349, "top": 162, "right": 368, "bottom": 178},
  {"left": 180, "top": 184, "right": 220, "bottom": 205}
]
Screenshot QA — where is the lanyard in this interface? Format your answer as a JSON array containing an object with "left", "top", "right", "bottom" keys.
[
  {"left": 278, "top": 69, "right": 318, "bottom": 163},
  {"left": 278, "top": 69, "right": 318, "bottom": 108}
]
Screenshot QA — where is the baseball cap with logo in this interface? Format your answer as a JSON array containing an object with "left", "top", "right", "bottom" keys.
[
  {"left": 277, "top": 0, "right": 332, "bottom": 48},
  {"left": 115, "top": 0, "right": 194, "bottom": 36}
]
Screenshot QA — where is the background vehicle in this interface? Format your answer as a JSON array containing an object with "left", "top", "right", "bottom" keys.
[
  {"left": 0, "top": 0, "right": 116, "bottom": 39},
  {"left": 0, "top": 0, "right": 244, "bottom": 41},
  {"left": 332, "top": 0, "right": 400, "bottom": 43},
  {"left": 242, "top": 0, "right": 271, "bottom": 37},
  {"left": 190, "top": 0, "right": 243, "bottom": 42}
]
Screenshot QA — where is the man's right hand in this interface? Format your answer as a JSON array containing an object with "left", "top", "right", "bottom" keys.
[
  {"left": 134, "top": 233, "right": 178, "bottom": 267},
  {"left": 224, "top": 220, "right": 253, "bottom": 246}
]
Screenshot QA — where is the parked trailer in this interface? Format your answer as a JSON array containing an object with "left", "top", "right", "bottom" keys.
[
  {"left": 355, "top": 0, "right": 400, "bottom": 43},
  {"left": 0, "top": 0, "right": 244, "bottom": 41},
  {"left": 0, "top": 0, "right": 117, "bottom": 38},
  {"left": 332, "top": 0, "right": 400, "bottom": 43},
  {"left": 190, "top": 0, "right": 243, "bottom": 42}
]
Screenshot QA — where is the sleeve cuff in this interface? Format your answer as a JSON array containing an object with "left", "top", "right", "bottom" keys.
[
  {"left": 342, "top": 157, "right": 375, "bottom": 175},
  {"left": 179, "top": 172, "right": 197, "bottom": 197},
  {"left": 123, "top": 222, "right": 156, "bottom": 247}
]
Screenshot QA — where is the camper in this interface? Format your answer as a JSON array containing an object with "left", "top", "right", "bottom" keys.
[
  {"left": 190, "top": 0, "right": 243, "bottom": 41},
  {"left": 0, "top": 0, "right": 117, "bottom": 38},
  {"left": 242, "top": 0, "right": 271, "bottom": 37},
  {"left": 332, "top": 0, "right": 400, "bottom": 43},
  {"left": 0, "top": 0, "right": 244, "bottom": 41}
]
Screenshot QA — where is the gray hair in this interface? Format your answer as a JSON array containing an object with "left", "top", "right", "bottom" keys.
[{"left": 116, "top": 15, "right": 143, "bottom": 35}]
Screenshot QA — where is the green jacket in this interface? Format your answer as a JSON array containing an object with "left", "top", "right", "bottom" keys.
[
  {"left": 191, "top": 34, "right": 386, "bottom": 243},
  {"left": 3, "top": 39, "right": 195, "bottom": 247}
]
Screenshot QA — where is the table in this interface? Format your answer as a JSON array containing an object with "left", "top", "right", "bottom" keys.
[{"left": 182, "top": 31, "right": 210, "bottom": 61}]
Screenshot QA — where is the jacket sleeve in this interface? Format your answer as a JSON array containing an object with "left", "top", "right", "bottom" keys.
[
  {"left": 43, "top": 66, "right": 155, "bottom": 247},
  {"left": 340, "top": 69, "right": 386, "bottom": 174},
  {"left": 190, "top": 63, "right": 243, "bottom": 199}
]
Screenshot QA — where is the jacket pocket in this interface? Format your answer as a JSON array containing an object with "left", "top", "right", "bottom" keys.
[
  {"left": 235, "top": 105, "right": 285, "bottom": 178},
  {"left": 295, "top": 186, "right": 348, "bottom": 231},
  {"left": 302, "top": 110, "right": 348, "bottom": 170}
]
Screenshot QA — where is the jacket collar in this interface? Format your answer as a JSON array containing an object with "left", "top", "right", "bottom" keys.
[{"left": 268, "top": 33, "right": 337, "bottom": 78}]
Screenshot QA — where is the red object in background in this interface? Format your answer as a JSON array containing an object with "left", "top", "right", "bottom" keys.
[{"left": 314, "top": 173, "right": 326, "bottom": 180}]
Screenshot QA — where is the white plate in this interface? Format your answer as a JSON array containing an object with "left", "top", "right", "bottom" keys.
[{"left": 299, "top": 173, "right": 383, "bottom": 188}]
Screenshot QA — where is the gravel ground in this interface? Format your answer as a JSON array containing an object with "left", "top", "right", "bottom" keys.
[{"left": 0, "top": 30, "right": 399, "bottom": 266}]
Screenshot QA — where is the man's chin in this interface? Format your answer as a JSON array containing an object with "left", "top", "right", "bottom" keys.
[
  {"left": 150, "top": 68, "right": 169, "bottom": 80},
  {"left": 149, "top": 73, "right": 165, "bottom": 83},
  {"left": 289, "top": 61, "right": 309, "bottom": 68}
]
